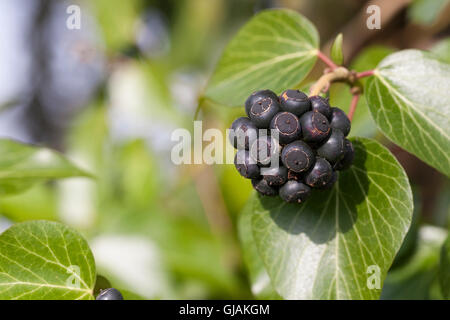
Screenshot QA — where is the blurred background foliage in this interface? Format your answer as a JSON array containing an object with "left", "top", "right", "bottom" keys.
[{"left": 0, "top": 0, "right": 448, "bottom": 299}]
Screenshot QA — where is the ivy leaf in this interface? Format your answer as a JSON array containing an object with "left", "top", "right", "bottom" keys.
[
  {"left": 0, "top": 139, "right": 92, "bottom": 195},
  {"left": 248, "top": 137, "right": 413, "bottom": 299},
  {"left": 330, "top": 33, "right": 344, "bottom": 65},
  {"left": 366, "top": 50, "right": 450, "bottom": 177},
  {"left": 238, "top": 200, "right": 281, "bottom": 299},
  {"left": 439, "top": 234, "right": 450, "bottom": 299},
  {"left": 205, "top": 9, "right": 319, "bottom": 106},
  {"left": 0, "top": 220, "right": 96, "bottom": 300}
]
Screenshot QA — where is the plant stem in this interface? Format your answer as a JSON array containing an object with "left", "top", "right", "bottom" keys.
[
  {"left": 309, "top": 67, "right": 350, "bottom": 96},
  {"left": 348, "top": 93, "right": 360, "bottom": 122},
  {"left": 316, "top": 50, "right": 338, "bottom": 70},
  {"left": 356, "top": 70, "right": 375, "bottom": 79}
]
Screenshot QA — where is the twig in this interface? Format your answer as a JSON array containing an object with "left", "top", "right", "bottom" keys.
[
  {"left": 348, "top": 93, "right": 360, "bottom": 122},
  {"left": 309, "top": 67, "right": 350, "bottom": 96},
  {"left": 356, "top": 70, "right": 375, "bottom": 79},
  {"left": 316, "top": 50, "right": 338, "bottom": 70}
]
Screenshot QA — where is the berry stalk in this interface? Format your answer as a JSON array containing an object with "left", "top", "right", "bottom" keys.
[
  {"left": 316, "top": 50, "right": 338, "bottom": 70},
  {"left": 348, "top": 93, "right": 360, "bottom": 122}
]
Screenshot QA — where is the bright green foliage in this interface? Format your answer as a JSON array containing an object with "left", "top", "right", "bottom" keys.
[
  {"left": 0, "top": 139, "right": 91, "bottom": 195},
  {"left": 366, "top": 50, "right": 450, "bottom": 177},
  {"left": 245, "top": 138, "right": 413, "bottom": 299},
  {"left": 205, "top": 9, "right": 319, "bottom": 106},
  {"left": 439, "top": 235, "right": 450, "bottom": 298},
  {"left": 0, "top": 221, "right": 96, "bottom": 300}
]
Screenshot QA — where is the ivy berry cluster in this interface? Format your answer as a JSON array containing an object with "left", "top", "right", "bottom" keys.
[{"left": 229, "top": 89, "right": 354, "bottom": 204}]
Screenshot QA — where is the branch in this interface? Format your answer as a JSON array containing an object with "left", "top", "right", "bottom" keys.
[
  {"left": 348, "top": 93, "right": 360, "bottom": 122},
  {"left": 309, "top": 67, "right": 350, "bottom": 96}
]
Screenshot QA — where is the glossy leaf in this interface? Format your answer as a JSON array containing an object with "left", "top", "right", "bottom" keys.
[
  {"left": 205, "top": 9, "right": 319, "bottom": 106},
  {"left": 0, "top": 139, "right": 91, "bottom": 195},
  {"left": 249, "top": 137, "right": 413, "bottom": 299},
  {"left": 0, "top": 221, "right": 96, "bottom": 300},
  {"left": 366, "top": 50, "right": 450, "bottom": 177}
]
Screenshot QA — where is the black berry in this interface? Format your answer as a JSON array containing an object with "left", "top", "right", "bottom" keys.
[
  {"left": 245, "top": 89, "right": 278, "bottom": 117},
  {"left": 279, "top": 180, "right": 311, "bottom": 203},
  {"left": 299, "top": 111, "right": 330, "bottom": 143},
  {"left": 309, "top": 95, "right": 332, "bottom": 119},
  {"left": 319, "top": 170, "right": 337, "bottom": 190},
  {"left": 229, "top": 117, "right": 258, "bottom": 150},
  {"left": 250, "top": 135, "right": 280, "bottom": 166},
  {"left": 317, "top": 129, "right": 345, "bottom": 164},
  {"left": 261, "top": 166, "right": 288, "bottom": 186},
  {"left": 334, "top": 139, "right": 354, "bottom": 171},
  {"left": 281, "top": 140, "right": 315, "bottom": 173},
  {"left": 329, "top": 107, "right": 351, "bottom": 136},
  {"left": 304, "top": 157, "right": 333, "bottom": 188},
  {"left": 270, "top": 112, "right": 301, "bottom": 144},
  {"left": 96, "top": 288, "right": 123, "bottom": 300},
  {"left": 252, "top": 178, "right": 278, "bottom": 196},
  {"left": 249, "top": 96, "right": 280, "bottom": 128},
  {"left": 234, "top": 150, "right": 260, "bottom": 179},
  {"left": 279, "top": 89, "right": 310, "bottom": 116}
]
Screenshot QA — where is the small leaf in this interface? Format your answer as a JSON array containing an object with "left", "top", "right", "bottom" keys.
[
  {"left": 366, "top": 50, "right": 450, "bottom": 177},
  {"left": 205, "top": 9, "right": 319, "bottom": 106},
  {"left": 249, "top": 137, "right": 413, "bottom": 299},
  {"left": 0, "top": 220, "right": 96, "bottom": 300},
  {"left": 0, "top": 139, "right": 92, "bottom": 195},
  {"left": 330, "top": 33, "right": 343, "bottom": 65},
  {"left": 439, "top": 234, "right": 450, "bottom": 299}
]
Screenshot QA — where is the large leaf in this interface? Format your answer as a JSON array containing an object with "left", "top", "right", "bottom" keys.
[
  {"left": 249, "top": 137, "right": 413, "bottom": 299},
  {"left": 0, "top": 139, "right": 91, "bottom": 195},
  {"left": 205, "top": 9, "right": 319, "bottom": 106},
  {"left": 366, "top": 50, "right": 450, "bottom": 177},
  {"left": 439, "top": 234, "right": 450, "bottom": 299},
  {"left": 0, "top": 220, "right": 96, "bottom": 300}
]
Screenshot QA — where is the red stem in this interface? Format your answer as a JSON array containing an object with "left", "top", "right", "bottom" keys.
[
  {"left": 356, "top": 70, "right": 375, "bottom": 79},
  {"left": 316, "top": 50, "right": 338, "bottom": 70},
  {"left": 348, "top": 94, "right": 360, "bottom": 122}
]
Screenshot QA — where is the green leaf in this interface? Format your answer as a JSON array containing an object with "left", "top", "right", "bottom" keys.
[
  {"left": 0, "top": 139, "right": 91, "bottom": 195},
  {"left": 239, "top": 200, "right": 281, "bottom": 299},
  {"left": 0, "top": 220, "right": 96, "bottom": 300},
  {"left": 439, "top": 234, "right": 450, "bottom": 298},
  {"left": 248, "top": 137, "right": 413, "bottom": 299},
  {"left": 366, "top": 50, "right": 450, "bottom": 177},
  {"left": 330, "top": 33, "right": 343, "bottom": 65},
  {"left": 205, "top": 9, "right": 319, "bottom": 106}
]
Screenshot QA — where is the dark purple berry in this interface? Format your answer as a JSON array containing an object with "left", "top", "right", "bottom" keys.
[
  {"left": 234, "top": 150, "right": 260, "bottom": 179},
  {"left": 249, "top": 96, "right": 280, "bottom": 128},
  {"left": 279, "top": 180, "right": 311, "bottom": 203},
  {"left": 270, "top": 112, "right": 301, "bottom": 144},
  {"left": 334, "top": 139, "right": 354, "bottom": 171},
  {"left": 281, "top": 140, "right": 315, "bottom": 173},
  {"left": 245, "top": 89, "right": 278, "bottom": 117},
  {"left": 229, "top": 117, "right": 258, "bottom": 150},
  {"left": 299, "top": 111, "right": 331, "bottom": 143},
  {"left": 287, "top": 170, "right": 303, "bottom": 182},
  {"left": 319, "top": 170, "right": 337, "bottom": 190},
  {"left": 96, "top": 288, "right": 123, "bottom": 300},
  {"left": 250, "top": 135, "right": 280, "bottom": 166},
  {"left": 279, "top": 89, "right": 310, "bottom": 116},
  {"left": 309, "top": 95, "right": 332, "bottom": 119},
  {"left": 330, "top": 107, "right": 351, "bottom": 136},
  {"left": 261, "top": 166, "right": 288, "bottom": 186},
  {"left": 304, "top": 157, "right": 333, "bottom": 188},
  {"left": 252, "top": 178, "right": 278, "bottom": 196},
  {"left": 317, "top": 129, "right": 345, "bottom": 164}
]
